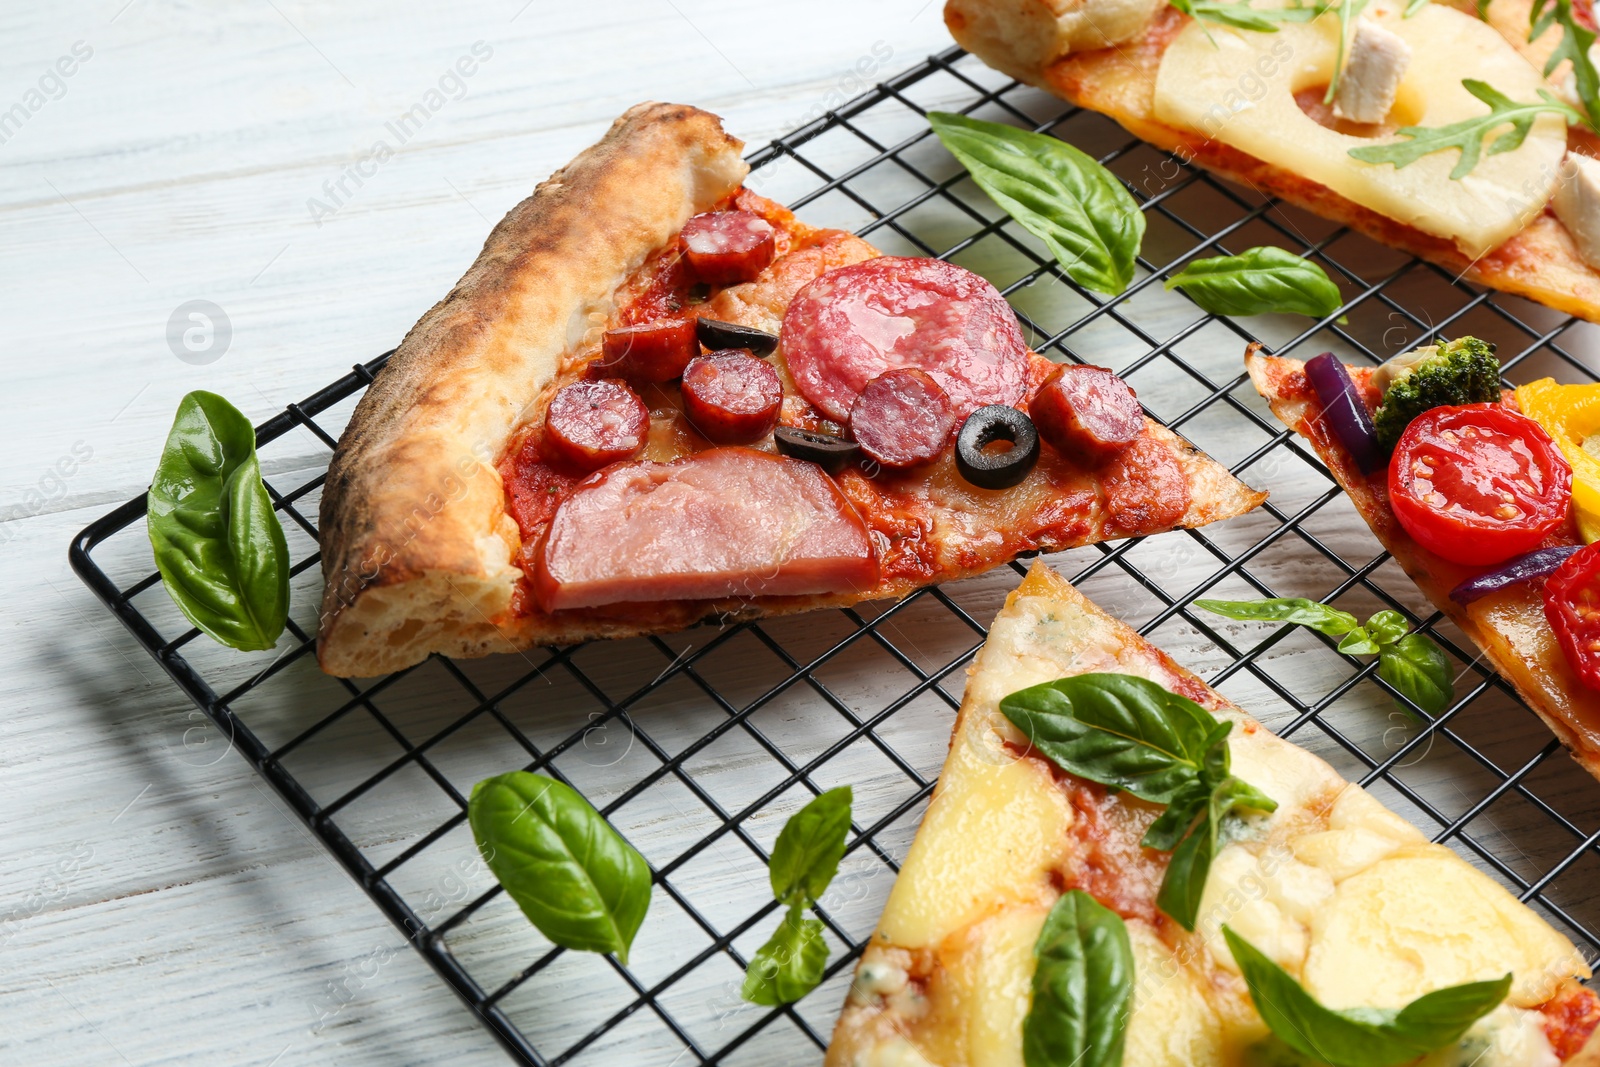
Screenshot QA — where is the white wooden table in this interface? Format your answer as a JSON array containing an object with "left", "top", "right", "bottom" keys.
[
  {"left": 0, "top": 4, "right": 958, "bottom": 1063},
  {"left": 11, "top": 1, "right": 1600, "bottom": 1064}
]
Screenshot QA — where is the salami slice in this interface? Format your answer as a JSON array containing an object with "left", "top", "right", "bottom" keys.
[
  {"left": 680, "top": 350, "right": 782, "bottom": 444},
  {"left": 850, "top": 368, "right": 957, "bottom": 470},
  {"left": 597, "top": 318, "right": 698, "bottom": 382},
  {"left": 780, "top": 257, "right": 1028, "bottom": 422},
  {"left": 543, "top": 380, "right": 650, "bottom": 472},
  {"left": 1029, "top": 365, "right": 1143, "bottom": 463},
  {"left": 681, "top": 211, "right": 776, "bottom": 286}
]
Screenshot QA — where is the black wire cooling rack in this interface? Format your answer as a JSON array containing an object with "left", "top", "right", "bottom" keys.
[{"left": 71, "top": 44, "right": 1600, "bottom": 1066}]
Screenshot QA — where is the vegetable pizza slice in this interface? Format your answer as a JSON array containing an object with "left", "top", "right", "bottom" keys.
[
  {"left": 1248, "top": 341, "right": 1600, "bottom": 780},
  {"left": 827, "top": 562, "right": 1599, "bottom": 1067},
  {"left": 315, "top": 103, "right": 1266, "bottom": 676}
]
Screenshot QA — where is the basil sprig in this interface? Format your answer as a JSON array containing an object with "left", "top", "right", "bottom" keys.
[
  {"left": 147, "top": 390, "right": 289, "bottom": 651},
  {"left": 1164, "top": 246, "right": 1343, "bottom": 319},
  {"left": 998, "top": 674, "right": 1276, "bottom": 930},
  {"left": 1224, "top": 927, "right": 1511, "bottom": 1067},
  {"left": 742, "top": 786, "right": 851, "bottom": 1005},
  {"left": 1024, "top": 890, "right": 1133, "bottom": 1067},
  {"left": 929, "top": 111, "right": 1145, "bottom": 296},
  {"left": 468, "top": 771, "right": 651, "bottom": 963},
  {"left": 1194, "top": 597, "right": 1454, "bottom": 715}
]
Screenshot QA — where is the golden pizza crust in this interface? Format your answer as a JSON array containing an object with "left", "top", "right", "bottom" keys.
[
  {"left": 826, "top": 561, "right": 1600, "bottom": 1065},
  {"left": 316, "top": 103, "right": 749, "bottom": 676},
  {"left": 1246, "top": 347, "right": 1600, "bottom": 783},
  {"left": 945, "top": 0, "right": 1600, "bottom": 324}
]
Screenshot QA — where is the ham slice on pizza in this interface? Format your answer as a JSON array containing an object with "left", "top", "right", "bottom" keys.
[
  {"left": 315, "top": 103, "right": 1265, "bottom": 676},
  {"left": 827, "top": 562, "right": 1600, "bottom": 1067}
]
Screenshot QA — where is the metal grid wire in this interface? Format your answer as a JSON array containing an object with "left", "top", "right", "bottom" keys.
[{"left": 70, "top": 45, "right": 1600, "bottom": 1066}]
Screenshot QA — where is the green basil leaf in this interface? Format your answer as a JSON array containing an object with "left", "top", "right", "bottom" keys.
[
  {"left": 1379, "top": 634, "right": 1454, "bottom": 716},
  {"left": 1195, "top": 597, "right": 1360, "bottom": 637},
  {"left": 1224, "top": 927, "right": 1510, "bottom": 1067},
  {"left": 1164, "top": 247, "right": 1343, "bottom": 319},
  {"left": 928, "top": 111, "right": 1145, "bottom": 295},
  {"left": 769, "top": 786, "right": 852, "bottom": 907},
  {"left": 1365, "top": 610, "right": 1410, "bottom": 648},
  {"left": 741, "top": 904, "right": 829, "bottom": 1006},
  {"left": 1142, "top": 776, "right": 1211, "bottom": 851},
  {"left": 1335, "top": 628, "right": 1381, "bottom": 656},
  {"left": 468, "top": 771, "right": 651, "bottom": 963},
  {"left": 1024, "top": 890, "right": 1134, "bottom": 1067},
  {"left": 1156, "top": 805, "right": 1217, "bottom": 932},
  {"left": 999, "top": 673, "right": 1222, "bottom": 803},
  {"left": 147, "top": 391, "right": 289, "bottom": 651}
]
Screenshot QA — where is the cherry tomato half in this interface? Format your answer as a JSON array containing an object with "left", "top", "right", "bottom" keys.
[
  {"left": 1544, "top": 542, "right": 1600, "bottom": 692},
  {"left": 1388, "top": 403, "right": 1571, "bottom": 567}
]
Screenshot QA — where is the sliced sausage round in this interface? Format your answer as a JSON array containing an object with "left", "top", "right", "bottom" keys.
[
  {"left": 781, "top": 256, "right": 1029, "bottom": 422},
  {"left": 1029, "top": 364, "right": 1143, "bottom": 464},
  {"left": 543, "top": 380, "right": 650, "bottom": 473},
  {"left": 598, "top": 318, "right": 698, "bottom": 382},
  {"left": 680, "top": 350, "right": 782, "bottom": 445},
  {"left": 681, "top": 211, "right": 776, "bottom": 286},
  {"left": 850, "top": 368, "right": 958, "bottom": 470}
]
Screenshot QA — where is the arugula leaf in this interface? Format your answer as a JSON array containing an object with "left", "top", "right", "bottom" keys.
[
  {"left": 1001, "top": 674, "right": 1275, "bottom": 932},
  {"left": 998, "top": 673, "right": 1222, "bottom": 803},
  {"left": 1404, "top": 0, "right": 1428, "bottom": 15},
  {"left": 1348, "top": 79, "right": 1582, "bottom": 180},
  {"left": 1170, "top": 0, "right": 1333, "bottom": 30},
  {"left": 928, "top": 111, "right": 1145, "bottom": 295},
  {"left": 1532, "top": 0, "right": 1600, "bottom": 131},
  {"left": 1024, "top": 890, "right": 1134, "bottom": 1067},
  {"left": 1165, "top": 246, "right": 1343, "bottom": 319},
  {"left": 769, "top": 786, "right": 852, "bottom": 908},
  {"left": 1379, "top": 633, "right": 1454, "bottom": 715},
  {"left": 1193, "top": 597, "right": 1361, "bottom": 638},
  {"left": 1224, "top": 927, "right": 1510, "bottom": 1066},
  {"left": 741, "top": 904, "right": 829, "bottom": 1006},
  {"left": 147, "top": 391, "right": 289, "bottom": 651},
  {"left": 468, "top": 772, "right": 652, "bottom": 963},
  {"left": 1324, "top": 0, "right": 1372, "bottom": 105}
]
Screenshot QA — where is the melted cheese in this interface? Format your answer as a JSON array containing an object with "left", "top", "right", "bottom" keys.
[{"left": 1151, "top": 5, "right": 1566, "bottom": 257}]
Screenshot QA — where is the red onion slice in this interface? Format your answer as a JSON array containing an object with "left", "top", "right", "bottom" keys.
[
  {"left": 1305, "top": 352, "right": 1383, "bottom": 474},
  {"left": 1449, "top": 545, "right": 1584, "bottom": 605}
]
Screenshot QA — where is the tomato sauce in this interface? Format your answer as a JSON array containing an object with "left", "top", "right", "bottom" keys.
[{"left": 1540, "top": 982, "right": 1600, "bottom": 1060}]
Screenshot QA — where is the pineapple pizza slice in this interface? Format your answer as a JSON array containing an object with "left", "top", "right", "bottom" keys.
[
  {"left": 943, "top": 0, "right": 1600, "bottom": 324},
  {"left": 827, "top": 562, "right": 1599, "bottom": 1067}
]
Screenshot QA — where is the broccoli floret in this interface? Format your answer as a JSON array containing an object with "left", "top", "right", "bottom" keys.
[{"left": 1371, "top": 336, "right": 1501, "bottom": 452}]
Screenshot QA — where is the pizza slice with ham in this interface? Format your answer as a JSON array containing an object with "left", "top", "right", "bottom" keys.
[
  {"left": 315, "top": 103, "right": 1265, "bottom": 676},
  {"left": 826, "top": 562, "right": 1600, "bottom": 1067}
]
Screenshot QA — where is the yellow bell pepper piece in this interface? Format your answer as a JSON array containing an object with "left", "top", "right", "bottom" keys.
[{"left": 1515, "top": 378, "right": 1600, "bottom": 543}]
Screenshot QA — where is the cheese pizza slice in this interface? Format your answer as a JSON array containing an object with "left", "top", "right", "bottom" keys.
[
  {"left": 1247, "top": 345, "right": 1600, "bottom": 782},
  {"left": 315, "top": 103, "right": 1265, "bottom": 676},
  {"left": 827, "top": 562, "right": 1600, "bottom": 1067},
  {"left": 944, "top": 0, "right": 1600, "bottom": 324}
]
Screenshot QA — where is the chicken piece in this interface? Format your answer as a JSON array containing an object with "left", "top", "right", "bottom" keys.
[
  {"left": 1554, "top": 154, "right": 1600, "bottom": 271},
  {"left": 1334, "top": 17, "right": 1413, "bottom": 125}
]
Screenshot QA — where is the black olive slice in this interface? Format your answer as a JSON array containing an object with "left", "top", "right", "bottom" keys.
[
  {"left": 774, "top": 425, "right": 860, "bottom": 474},
  {"left": 696, "top": 317, "right": 779, "bottom": 358},
  {"left": 955, "top": 405, "right": 1040, "bottom": 490}
]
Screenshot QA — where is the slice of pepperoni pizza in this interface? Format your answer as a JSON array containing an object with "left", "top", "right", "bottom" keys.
[
  {"left": 827, "top": 562, "right": 1600, "bottom": 1067},
  {"left": 315, "top": 103, "right": 1265, "bottom": 677}
]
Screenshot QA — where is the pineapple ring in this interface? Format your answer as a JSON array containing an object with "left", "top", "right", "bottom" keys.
[{"left": 1153, "top": 4, "right": 1567, "bottom": 258}]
